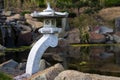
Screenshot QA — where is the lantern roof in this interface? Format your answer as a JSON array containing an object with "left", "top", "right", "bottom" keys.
[{"left": 31, "top": 2, "right": 68, "bottom": 18}]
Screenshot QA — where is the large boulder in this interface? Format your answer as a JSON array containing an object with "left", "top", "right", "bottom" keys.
[
  {"left": 6, "top": 14, "right": 21, "bottom": 22},
  {"left": 28, "top": 63, "right": 64, "bottom": 80},
  {"left": 2, "top": 11, "right": 12, "bottom": 16},
  {"left": 24, "top": 14, "right": 33, "bottom": 20},
  {"left": 0, "top": 59, "right": 18, "bottom": 68},
  {"left": 17, "top": 31, "right": 33, "bottom": 46},
  {"left": 26, "top": 19, "right": 43, "bottom": 29},
  {"left": 99, "top": 7, "right": 120, "bottom": 20},
  {"left": 25, "top": 14, "right": 43, "bottom": 29},
  {"left": 0, "top": 59, "right": 24, "bottom": 77},
  {"left": 54, "top": 70, "right": 120, "bottom": 80},
  {"left": 66, "top": 28, "right": 80, "bottom": 44}
]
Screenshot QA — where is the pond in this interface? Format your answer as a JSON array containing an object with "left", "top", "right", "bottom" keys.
[
  {"left": 0, "top": 44, "right": 120, "bottom": 77},
  {"left": 46, "top": 44, "right": 120, "bottom": 77}
]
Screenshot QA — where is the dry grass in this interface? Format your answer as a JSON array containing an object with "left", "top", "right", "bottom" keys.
[{"left": 98, "top": 7, "right": 120, "bottom": 21}]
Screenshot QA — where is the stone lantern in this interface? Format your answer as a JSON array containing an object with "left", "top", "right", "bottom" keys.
[{"left": 25, "top": 2, "right": 68, "bottom": 76}]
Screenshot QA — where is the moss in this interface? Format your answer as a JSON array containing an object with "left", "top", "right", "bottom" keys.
[
  {"left": 71, "top": 44, "right": 120, "bottom": 47},
  {"left": 0, "top": 72, "right": 13, "bottom": 80},
  {"left": 0, "top": 52, "right": 5, "bottom": 56},
  {"left": 5, "top": 46, "right": 31, "bottom": 52}
]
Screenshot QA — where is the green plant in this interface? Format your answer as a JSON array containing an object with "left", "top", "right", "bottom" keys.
[
  {"left": 0, "top": 72, "right": 13, "bottom": 80},
  {"left": 21, "top": 10, "right": 31, "bottom": 16},
  {"left": 73, "top": 14, "right": 98, "bottom": 43}
]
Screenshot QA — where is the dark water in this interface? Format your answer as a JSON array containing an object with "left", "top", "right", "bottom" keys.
[
  {"left": 46, "top": 44, "right": 120, "bottom": 77},
  {"left": 1, "top": 44, "right": 120, "bottom": 77}
]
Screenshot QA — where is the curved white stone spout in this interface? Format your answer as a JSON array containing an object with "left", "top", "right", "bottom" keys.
[{"left": 26, "top": 34, "right": 58, "bottom": 76}]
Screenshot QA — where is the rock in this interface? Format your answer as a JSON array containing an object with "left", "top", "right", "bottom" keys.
[
  {"left": 58, "top": 38, "right": 69, "bottom": 47},
  {"left": 24, "top": 14, "right": 33, "bottom": 20},
  {"left": 18, "top": 62, "right": 26, "bottom": 70},
  {"left": 99, "top": 26, "right": 113, "bottom": 34},
  {"left": 6, "top": 14, "right": 21, "bottom": 22},
  {"left": 99, "top": 7, "right": 120, "bottom": 20},
  {"left": 43, "top": 53, "right": 63, "bottom": 62},
  {"left": 17, "top": 31, "right": 32, "bottom": 46},
  {"left": 54, "top": 70, "right": 120, "bottom": 80},
  {"left": 18, "top": 24, "right": 32, "bottom": 31},
  {"left": 113, "top": 32, "right": 120, "bottom": 43},
  {"left": 26, "top": 19, "right": 43, "bottom": 29},
  {"left": 0, "top": 59, "right": 25, "bottom": 77},
  {"left": 29, "top": 63, "right": 64, "bottom": 80},
  {"left": 2, "top": 11, "right": 12, "bottom": 16},
  {"left": 39, "top": 59, "right": 51, "bottom": 71},
  {"left": 0, "top": 59, "right": 18, "bottom": 68},
  {"left": 0, "top": 44, "right": 6, "bottom": 51},
  {"left": 89, "top": 32, "right": 106, "bottom": 43},
  {"left": 66, "top": 28, "right": 80, "bottom": 44},
  {"left": 115, "top": 17, "right": 120, "bottom": 32}
]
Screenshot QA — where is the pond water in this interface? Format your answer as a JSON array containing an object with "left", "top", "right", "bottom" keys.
[
  {"left": 46, "top": 44, "right": 120, "bottom": 77},
  {"left": 0, "top": 44, "right": 120, "bottom": 77}
]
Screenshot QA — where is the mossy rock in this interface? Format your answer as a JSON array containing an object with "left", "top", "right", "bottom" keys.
[{"left": 5, "top": 46, "right": 31, "bottom": 52}]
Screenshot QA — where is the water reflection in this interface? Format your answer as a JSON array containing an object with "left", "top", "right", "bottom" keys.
[
  {"left": 1, "top": 44, "right": 120, "bottom": 76},
  {"left": 47, "top": 44, "right": 120, "bottom": 77}
]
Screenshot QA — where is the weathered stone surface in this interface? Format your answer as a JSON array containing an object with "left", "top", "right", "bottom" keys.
[
  {"left": 0, "top": 59, "right": 18, "bottom": 68},
  {"left": 113, "top": 32, "right": 120, "bottom": 43},
  {"left": 39, "top": 59, "right": 51, "bottom": 71},
  {"left": 89, "top": 32, "right": 106, "bottom": 43},
  {"left": 6, "top": 14, "right": 21, "bottom": 21},
  {"left": 58, "top": 38, "right": 69, "bottom": 47},
  {"left": 0, "top": 44, "right": 6, "bottom": 51},
  {"left": 99, "top": 7, "right": 120, "bottom": 20},
  {"left": 26, "top": 19, "right": 43, "bottom": 29},
  {"left": 66, "top": 28, "right": 80, "bottom": 44},
  {"left": 18, "top": 62, "right": 26, "bottom": 70},
  {"left": 28, "top": 63, "right": 64, "bottom": 80},
  {"left": 43, "top": 53, "right": 63, "bottom": 62},
  {"left": 18, "top": 24, "right": 32, "bottom": 31},
  {"left": 54, "top": 70, "right": 120, "bottom": 80},
  {"left": 2, "top": 11, "right": 12, "bottom": 16},
  {"left": 0, "top": 59, "right": 25, "bottom": 77},
  {"left": 17, "top": 31, "right": 32, "bottom": 46},
  {"left": 25, "top": 14, "right": 33, "bottom": 20}
]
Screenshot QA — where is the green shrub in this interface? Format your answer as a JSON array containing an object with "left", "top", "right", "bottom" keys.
[
  {"left": 21, "top": 10, "right": 31, "bottom": 16},
  {"left": 105, "top": 0, "right": 120, "bottom": 7},
  {"left": 73, "top": 14, "right": 98, "bottom": 43}
]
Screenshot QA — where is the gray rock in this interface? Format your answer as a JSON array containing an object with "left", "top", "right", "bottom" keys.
[
  {"left": 54, "top": 70, "right": 120, "bottom": 80},
  {"left": 0, "top": 59, "right": 18, "bottom": 68},
  {"left": 18, "top": 62, "right": 26, "bottom": 70},
  {"left": 0, "top": 44, "right": 6, "bottom": 51},
  {"left": 43, "top": 53, "right": 63, "bottom": 62},
  {"left": 113, "top": 35, "right": 120, "bottom": 43},
  {"left": 99, "top": 26, "right": 113, "bottom": 34},
  {"left": 39, "top": 59, "right": 51, "bottom": 71}
]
